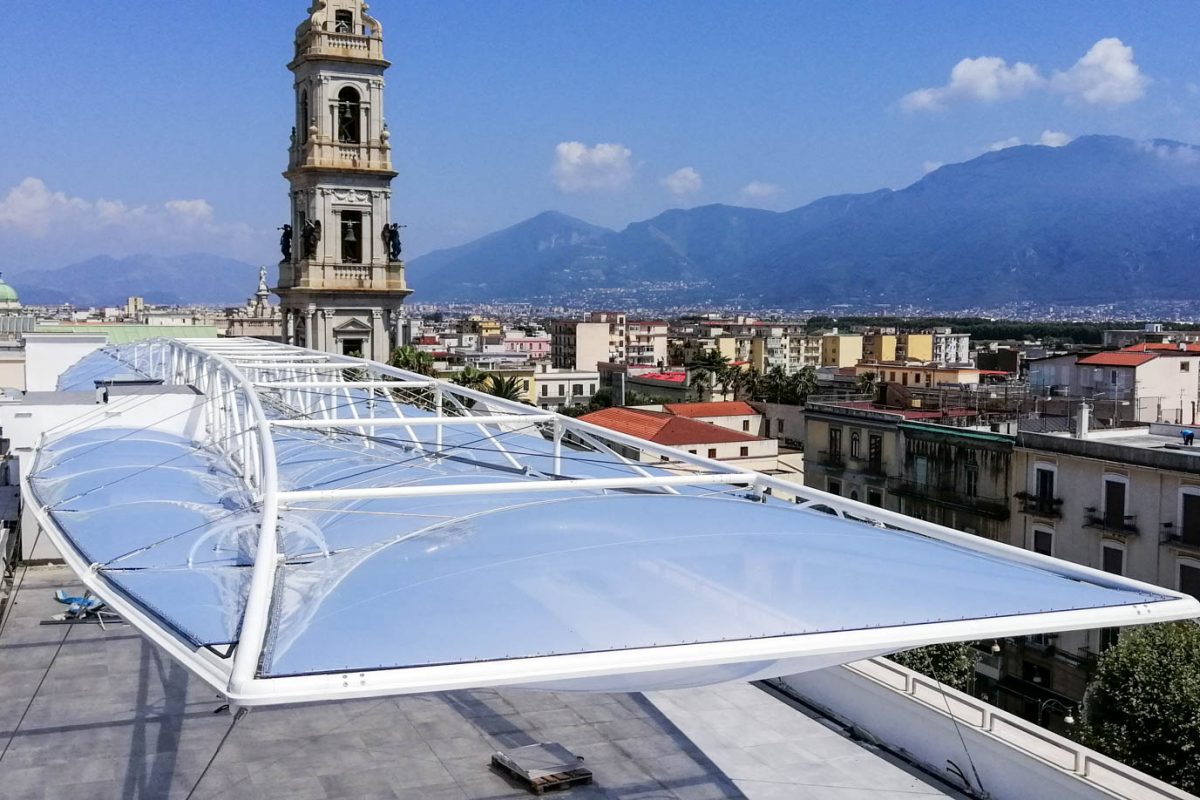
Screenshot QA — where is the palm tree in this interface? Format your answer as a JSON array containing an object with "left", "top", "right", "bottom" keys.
[
  {"left": 856, "top": 370, "right": 880, "bottom": 398},
  {"left": 792, "top": 367, "right": 820, "bottom": 407},
  {"left": 484, "top": 374, "right": 526, "bottom": 403},
  {"left": 452, "top": 365, "right": 489, "bottom": 390},
  {"left": 388, "top": 345, "right": 435, "bottom": 377},
  {"left": 688, "top": 348, "right": 731, "bottom": 397},
  {"left": 793, "top": 365, "right": 819, "bottom": 406}
]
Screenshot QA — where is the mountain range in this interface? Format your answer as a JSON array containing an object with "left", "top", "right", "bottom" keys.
[
  {"left": 11, "top": 135, "right": 1200, "bottom": 309},
  {"left": 407, "top": 135, "right": 1200, "bottom": 307},
  {"left": 11, "top": 255, "right": 273, "bottom": 307}
]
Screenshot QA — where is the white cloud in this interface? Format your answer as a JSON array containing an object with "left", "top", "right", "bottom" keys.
[
  {"left": 1038, "top": 129, "right": 1072, "bottom": 147},
  {"left": 1139, "top": 140, "right": 1200, "bottom": 165},
  {"left": 165, "top": 199, "right": 215, "bottom": 224},
  {"left": 901, "top": 56, "right": 1044, "bottom": 111},
  {"left": 552, "top": 142, "right": 634, "bottom": 192},
  {"left": 921, "top": 161, "right": 944, "bottom": 174},
  {"left": 738, "top": 181, "right": 784, "bottom": 207},
  {"left": 1051, "top": 38, "right": 1147, "bottom": 106},
  {"left": 661, "top": 166, "right": 703, "bottom": 196},
  {"left": 0, "top": 177, "right": 267, "bottom": 268},
  {"left": 987, "top": 136, "right": 1024, "bottom": 152},
  {"left": 901, "top": 38, "right": 1148, "bottom": 111}
]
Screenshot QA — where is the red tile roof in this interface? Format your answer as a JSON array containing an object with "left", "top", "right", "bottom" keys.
[
  {"left": 1120, "top": 343, "right": 1200, "bottom": 353},
  {"left": 631, "top": 371, "right": 687, "bottom": 384},
  {"left": 1077, "top": 352, "right": 1157, "bottom": 367},
  {"left": 664, "top": 401, "right": 758, "bottom": 418},
  {"left": 579, "top": 407, "right": 764, "bottom": 446}
]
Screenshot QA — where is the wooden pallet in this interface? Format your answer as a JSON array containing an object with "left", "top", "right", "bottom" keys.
[{"left": 491, "top": 755, "right": 593, "bottom": 795}]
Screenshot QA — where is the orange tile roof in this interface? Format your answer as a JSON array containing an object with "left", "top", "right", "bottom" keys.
[
  {"left": 1120, "top": 343, "right": 1200, "bottom": 353},
  {"left": 1077, "top": 352, "right": 1157, "bottom": 367},
  {"left": 579, "top": 407, "right": 764, "bottom": 446},
  {"left": 664, "top": 401, "right": 758, "bottom": 418}
]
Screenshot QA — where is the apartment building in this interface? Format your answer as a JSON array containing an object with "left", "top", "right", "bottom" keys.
[
  {"left": 1028, "top": 349, "right": 1200, "bottom": 424},
  {"left": 930, "top": 327, "right": 972, "bottom": 366},
  {"left": 855, "top": 361, "right": 981, "bottom": 387},
  {"left": 533, "top": 364, "right": 600, "bottom": 411},
  {"left": 1006, "top": 419, "right": 1200, "bottom": 709},
  {"left": 862, "top": 332, "right": 897, "bottom": 362},
  {"left": 625, "top": 319, "right": 668, "bottom": 367},
  {"left": 895, "top": 333, "right": 933, "bottom": 362},
  {"left": 821, "top": 334, "right": 863, "bottom": 368}
]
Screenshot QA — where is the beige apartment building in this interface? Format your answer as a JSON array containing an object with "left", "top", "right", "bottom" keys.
[
  {"left": 1007, "top": 420, "right": 1200, "bottom": 706},
  {"left": 896, "top": 333, "right": 933, "bottom": 362},
  {"left": 821, "top": 334, "right": 863, "bottom": 368},
  {"left": 552, "top": 313, "right": 668, "bottom": 370},
  {"left": 862, "top": 332, "right": 897, "bottom": 362}
]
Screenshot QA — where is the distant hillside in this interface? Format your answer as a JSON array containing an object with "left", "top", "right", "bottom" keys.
[
  {"left": 407, "top": 136, "right": 1200, "bottom": 306},
  {"left": 14, "top": 254, "right": 270, "bottom": 306}
]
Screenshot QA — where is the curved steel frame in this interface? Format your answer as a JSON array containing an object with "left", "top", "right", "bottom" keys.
[{"left": 24, "top": 337, "right": 1200, "bottom": 707}]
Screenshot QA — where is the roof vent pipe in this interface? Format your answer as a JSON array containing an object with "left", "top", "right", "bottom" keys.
[{"left": 1076, "top": 401, "right": 1090, "bottom": 439}]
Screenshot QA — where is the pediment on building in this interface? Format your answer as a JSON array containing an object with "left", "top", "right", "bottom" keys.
[{"left": 333, "top": 317, "right": 374, "bottom": 335}]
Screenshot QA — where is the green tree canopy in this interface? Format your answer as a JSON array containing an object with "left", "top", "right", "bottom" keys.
[
  {"left": 887, "top": 642, "right": 976, "bottom": 693},
  {"left": 1079, "top": 621, "right": 1200, "bottom": 792}
]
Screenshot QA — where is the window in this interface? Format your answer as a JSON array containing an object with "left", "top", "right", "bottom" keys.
[
  {"left": 299, "top": 91, "right": 310, "bottom": 143},
  {"left": 1110, "top": 369, "right": 1118, "bottom": 385},
  {"left": 776, "top": 419, "right": 783, "bottom": 434},
  {"left": 965, "top": 467, "right": 978, "bottom": 498},
  {"left": 688, "top": 449, "right": 697, "bottom": 455},
  {"left": 557, "top": 384, "right": 564, "bottom": 396},
  {"left": 867, "top": 489, "right": 883, "bottom": 507},
  {"left": 1182, "top": 362, "right": 1191, "bottom": 373},
  {"left": 337, "top": 87, "right": 362, "bottom": 143},
  {"left": 742, "top": 420, "right": 750, "bottom": 432},
  {"left": 334, "top": 10, "right": 354, "bottom": 33},
  {"left": 829, "top": 427, "right": 842, "bottom": 455},
  {"left": 868, "top": 434, "right": 882, "bottom": 469},
  {"left": 850, "top": 431, "right": 861, "bottom": 459},
  {"left": 541, "top": 385, "right": 547, "bottom": 397},
  {"left": 339, "top": 210, "right": 362, "bottom": 263},
  {"left": 739, "top": 446, "right": 749, "bottom": 457},
  {"left": 589, "top": 384, "right": 595, "bottom": 394},
  {"left": 1181, "top": 490, "right": 1200, "bottom": 546},
  {"left": 1103, "top": 477, "right": 1127, "bottom": 529},
  {"left": 707, "top": 448, "right": 717, "bottom": 459},
  {"left": 1035, "top": 465, "right": 1055, "bottom": 502},
  {"left": 828, "top": 479, "right": 842, "bottom": 496},
  {"left": 1033, "top": 528, "right": 1053, "bottom": 556},
  {"left": 1102, "top": 545, "right": 1124, "bottom": 575},
  {"left": 1181, "top": 563, "right": 1200, "bottom": 601},
  {"left": 572, "top": 384, "right": 583, "bottom": 396},
  {"left": 522, "top": 380, "right": 529, "bottom": 392}
]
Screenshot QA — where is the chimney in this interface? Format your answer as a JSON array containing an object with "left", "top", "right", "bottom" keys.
[{"left": 1076, "top": 401, "right": 1090, "bottom": 438}]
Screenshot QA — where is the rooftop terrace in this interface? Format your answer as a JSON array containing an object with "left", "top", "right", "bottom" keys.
[{"left": 0, "top": 567, "right": 958, "bottom": 800}]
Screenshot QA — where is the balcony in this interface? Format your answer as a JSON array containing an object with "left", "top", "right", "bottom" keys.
[
  {"left": 816, "top": 450, "right": 845, "bottom": 469},
  {"left": 1015, "top": 492, "right": 1063, "bottom": 518},
  {"left": 890, "top": 479, "right": 1010, "bottom": 520},
  {"left": 1160, "top": 523, "right": 1200, "bottom": 551},
  {"left": 1083, "top": 509, "right": 1139, "bottom": 536}
]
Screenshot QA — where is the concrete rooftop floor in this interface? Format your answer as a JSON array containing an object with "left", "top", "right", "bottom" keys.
[{"left": 0, "top": 567, "right": 955, "bottom": 799}]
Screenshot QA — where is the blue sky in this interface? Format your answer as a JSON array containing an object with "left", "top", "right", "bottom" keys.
[{"left": 2, "top": 0, "right": 1199, "bottom": 272}]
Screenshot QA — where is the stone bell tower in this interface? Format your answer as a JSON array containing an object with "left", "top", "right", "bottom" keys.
[{"left": 275, "top": 0, "right": 412, "bottom": 362}]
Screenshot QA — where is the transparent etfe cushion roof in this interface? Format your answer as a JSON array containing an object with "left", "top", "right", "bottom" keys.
[{"left": 261, "top": 493, "right": 1166, "bottom": 677}]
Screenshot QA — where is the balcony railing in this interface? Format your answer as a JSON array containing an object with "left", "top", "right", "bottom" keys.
[
  {"left": 1015, "top": 492, "right": 1063, "bottom": 518},
  {"left": 1083, "top": 510, "right": 1139, "bottom": 535},
  {"left": 816, "top": 450, "right": 844, "bottom": 469},
  {"left": 1160, "top": 523, "right": 1200, "bottom": 551},
  {"left": 890, "top": 479, "right": 1010, "bottom": 519}
]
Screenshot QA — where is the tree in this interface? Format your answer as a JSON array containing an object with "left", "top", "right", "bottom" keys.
[
  {"left": 688, "top": 349, "right": 731, "bottom": 401},
  {"left": 856, "top": 370, "right": 880, "bottom": 397},
  {"left": 1078, "top": 622, "right": 1200, "bottom": 792},
  {"left": 484, "top": 374, "right": 526, "bottom": 403},
  {"left": 888, "top": 642, "right": 976, "bottom": 693},
  {"left": 451, "top": 365, "right": 489, "bottom": 390},
  {"left": 388, "top": 345, "right": 435, "bottom": 377}
]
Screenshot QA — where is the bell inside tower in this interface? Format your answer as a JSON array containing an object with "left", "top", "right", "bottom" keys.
[
  {"left": 341, "top": 211, "right": 363, "bottom": 263},
  {"left": 337, "top": 87, "right": 362, "bottom": 143}
]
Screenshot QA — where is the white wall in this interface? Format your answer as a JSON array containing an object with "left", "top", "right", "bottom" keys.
[
  {"left": 778, "top": 658, "right": 1192, "bottom": 800},
  {"left": 23, "top": 334, "right": 107, "bottom": 391}
]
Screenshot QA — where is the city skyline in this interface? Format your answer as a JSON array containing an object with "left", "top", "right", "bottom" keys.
[{"left": 2, "top": 1, "right": 1200, "bottom": 274}]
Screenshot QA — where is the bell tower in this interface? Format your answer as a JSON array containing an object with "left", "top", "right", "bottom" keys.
[{"left": 275, "top": 0, "right": 412, "bottom": 362}]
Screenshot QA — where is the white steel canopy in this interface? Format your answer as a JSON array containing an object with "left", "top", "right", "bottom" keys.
[{"left": 25, "top": 338, "right": 1200, "bottom": 706}]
